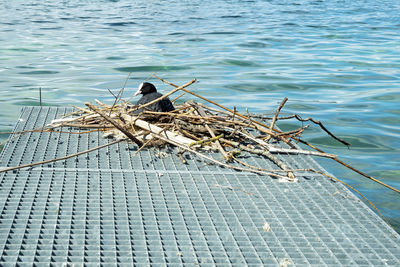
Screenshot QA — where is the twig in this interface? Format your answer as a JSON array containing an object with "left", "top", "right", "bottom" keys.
[
  {"left": 107, "top": 88, "right": 118, "bottom": 99},
  {"left": 72, "top": 105, "right": 94, "bottom": 114},
  {"left": 55, "top": 123, "right": 113, "bottom": 129},
  {"left": 232, "top": 156, "right": 277, "bottom": 177},
  {"left": 228, "top": 106, "right": 240, "bottom": 138},
  {"left": 109, "top": 72, "right": 131, "bottom": 116},
  {"left": 132, "top": 138, "right": 153, "bottom": 157},
  {"left": 276, "top": 125, "right": 309, "bottom": 137},
  {"left": 0, "top": 140, "right": 121, "bottom": 174},
  {"left": 265, "top": 97, "right": 288, "bottom": 142},
  {"left": 189, "top": 134, "right": 224, "bottom": 148},
  {"left": 177, "top": 151, "right": 187, "bottom": 164},
  {"left": 220, "top": 138, "right": 336, "bottom": 159},
  {"left": 172, "top": 92, "right": 186, "bottom": 103},
  {"left": 293, "top": 114, "right": 351, "bottom": 147},
  {"left": 178, "top": 126, "right": 202, "bottom": 141}
]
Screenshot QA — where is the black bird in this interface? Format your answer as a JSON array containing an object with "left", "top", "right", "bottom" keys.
[{"left": 133, "top": 82, "right": 175, "bottom": 113}]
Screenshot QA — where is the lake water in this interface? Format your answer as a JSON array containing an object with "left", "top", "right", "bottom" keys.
[{"left": 1, "top": 0, "right": 399, "bottom": 232}]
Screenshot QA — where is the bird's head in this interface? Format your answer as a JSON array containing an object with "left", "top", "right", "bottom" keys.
[{"left": 134, "top": 82, "right": 157, "bottom": 96}]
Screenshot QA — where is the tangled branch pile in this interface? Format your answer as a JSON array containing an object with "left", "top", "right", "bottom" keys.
[
  {"left": 1, "top": 75, "right": 398, "bottom": 221},
  {"left": 46, "top": 77, "right": 345, "bottom": 182}
]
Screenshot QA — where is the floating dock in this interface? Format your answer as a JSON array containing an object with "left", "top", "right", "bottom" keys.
[{"left": 0, "top": 106, "right": 399, "bottom": 266}]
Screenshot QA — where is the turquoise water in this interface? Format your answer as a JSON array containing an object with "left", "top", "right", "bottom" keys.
[{"left": 1, "top": 0, "right": 399, "bottom": 231}]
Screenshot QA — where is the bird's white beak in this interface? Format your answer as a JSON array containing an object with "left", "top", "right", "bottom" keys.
[{"left": 134, "top": 83, "right": 144, "bottom": 97}]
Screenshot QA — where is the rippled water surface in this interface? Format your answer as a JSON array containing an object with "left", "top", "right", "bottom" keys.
[{"left": 1, "top": 0, "right": 399, "bottom": 232}]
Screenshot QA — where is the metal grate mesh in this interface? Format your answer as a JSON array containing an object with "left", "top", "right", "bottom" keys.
[{"left": 0, "top": 106, "right": 399, "bottom": 266}]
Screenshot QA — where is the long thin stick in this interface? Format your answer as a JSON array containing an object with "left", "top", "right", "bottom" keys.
[
  {"left": 172, "top": 92, "right": 186, "bottom": 103},
  {"left": 293, "top": 114, "right": 351, "bottom": 147},
  {"left": 305, "top": 168, "right": 389, "bottom": 224},
  {"left": 109, "top": 72, "right": 131, "bottom": 116},
  {"left": 268, "top": 147, "right": 337, "bottom": 159},
  {"left": 220, "top": 138, "right": 336, "bottom": 159},
  {"left": 220, "top": 136, "right": 294, "bottom": 180},
  {"left": 86, "top": 103, "right": 143, "bottom": 147},
  {"left": 0, "top": 140, "right": 121, "bottom": 174},
  {"left": 132, "top": 138, "right": 153, "bottom": 157},
  {"left": 275, "top": 125, "right": 309, "bottom": 137},
  {"left": 297, "top": 138, "right": 400, "bottom": 194},
  {"left": 54, "top": 123, "right": 113, "bottom": 129}
]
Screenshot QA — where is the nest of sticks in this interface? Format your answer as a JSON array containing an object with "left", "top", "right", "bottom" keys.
[
  {"left": 46, "top": 76, "right": 349, "bottom": 182},
  {"left": 1, "top": 75, "right": 396, "bottom": 222},
  {"left": 1, "top": 75, "right": 397, "bottom": 220}
]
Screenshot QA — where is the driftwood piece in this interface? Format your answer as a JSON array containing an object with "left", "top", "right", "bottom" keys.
[{"left": 119, "top": 114, "right": 195, "bottom": 146}]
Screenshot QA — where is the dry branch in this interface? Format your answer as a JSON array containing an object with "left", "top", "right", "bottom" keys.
[
  {"left": 293, "top": 114, "right": 351, "bottom": 147},
  {"left": 0, "top": 140, "right": 121, "bottom": 174},
  {"left": 86, "top": 102, "right": 143, "bottom": 146},
  {"left": 265, "top": 97, "right": 288, "bottom": 142}
]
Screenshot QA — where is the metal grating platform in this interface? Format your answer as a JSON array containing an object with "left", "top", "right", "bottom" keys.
[{"left": 0, "top": 106, "right": 399, "bottom": 266}]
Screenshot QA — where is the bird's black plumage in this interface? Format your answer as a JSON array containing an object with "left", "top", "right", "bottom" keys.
[{"left": 134, "top": 82, "right": 174, "bottom": 113}]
